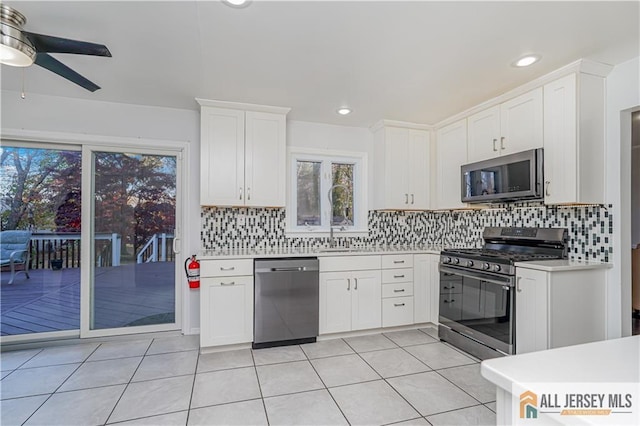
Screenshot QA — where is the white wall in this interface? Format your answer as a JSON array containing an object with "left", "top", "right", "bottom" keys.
[
  {"left": 287, "top": 120, "right": 375, "bottom": 208},
  {"left": 605, "top": 56, "right": 640, "bottom": 338},
  {"left": 1, "top": 90, "right": 203, "bottom": 335},
  {"left": 632, "top": 112, "right": 640, "bottom": 247}
]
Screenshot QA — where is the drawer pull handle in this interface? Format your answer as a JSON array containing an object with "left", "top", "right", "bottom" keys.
[
  {"left": 354, "top": 278, "right": 358, "bottom": 290},
  {"left": 394, "top": 303, "right": 405, "bottom": 307},
  {"left": 347, "top": 278, "right": 351, "bottom": 291},
  {"left": 443, "top": 299, "right": 455, "bottom": 304},
  {"left": 220, "top": 281, "right": 235, "bottom": 286},
  {"left": 393, "top": 260, "right": 405, "bottom": 264},
  {"left": 220, "top": 267, "right": 235, "bottom": 271},
  {"left": 393, "top": 275, "right": 405, "bottom": 278},
  {"left": 393, "top": 289, "right": 405, "bottom": 293},
  {"left": 443, "top": 285, "right": 455, "bottom": 290}
]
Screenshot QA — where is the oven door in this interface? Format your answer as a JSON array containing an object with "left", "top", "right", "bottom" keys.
[{"left": 439, "top": 265, "right": 515, "bottom": 355}]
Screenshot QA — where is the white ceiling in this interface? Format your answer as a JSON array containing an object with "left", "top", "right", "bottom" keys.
[{"left": 2, "top": 1, "right": 638, "bottom": 127}]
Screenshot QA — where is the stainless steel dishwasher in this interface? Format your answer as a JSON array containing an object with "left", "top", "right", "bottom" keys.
[{"left": 253, "top": 258, "right": 319, "bottom": 349}]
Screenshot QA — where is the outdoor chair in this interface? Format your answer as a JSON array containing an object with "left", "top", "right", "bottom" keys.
[{"left": 0, "top": 230, "right": 32, "bottom": 285}]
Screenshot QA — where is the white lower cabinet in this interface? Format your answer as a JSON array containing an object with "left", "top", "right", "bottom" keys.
[
  {"left": 319, "top": 255, "right": 382, "bottom": 335},
  {"left": 200, "top": 259, "right": 254, "bottom": 348},
  {"left": 381, "top": 254, "right": 414, "bottom": 327},
  {"left": 413, "top": 253, "right": 440, "bottom": 324},
  {"left": 319, "top": 270, "right": 382, "bottom": 334},
  {"left": 515, "top": 266, "right": 607, "bottom": 354}
]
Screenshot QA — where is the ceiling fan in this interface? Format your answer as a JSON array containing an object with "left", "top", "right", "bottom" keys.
[{"left": 0, "top": 4, "right": 111, "bottom": 92}]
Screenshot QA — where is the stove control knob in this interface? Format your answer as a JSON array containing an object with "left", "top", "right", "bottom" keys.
[
  {"left": 493, "top": 264, "right": 502, "bottom": 272},
  {"left": 453, "top": 258, "right": 460, "bottom": 265},
  {"left": 444, "top": 257, "right": 452, "bottom": 264},
  {"left": 483, "top": 262, "right": 490, "bottom": 270},
  {"left": 467, "top": 260, "right": 474, "bottom": 267}
]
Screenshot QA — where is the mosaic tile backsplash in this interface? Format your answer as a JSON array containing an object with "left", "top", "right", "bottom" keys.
[{"left": 201, "top": 203, "right": 613, "bottom": 262}]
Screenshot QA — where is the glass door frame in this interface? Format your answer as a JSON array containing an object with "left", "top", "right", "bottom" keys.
[{"left": 80, "top": 144, "right": 184, "bottom": 338}]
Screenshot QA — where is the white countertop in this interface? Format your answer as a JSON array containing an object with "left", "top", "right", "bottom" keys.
[
  {"left": 199, "top": 245, "right": 444, "bottom": 259},
  {"left": 514, "top": 259, "right": 613, "bottom": 272},
  {"left": 481, "top": 335, "right": 640, "bottom": 391}
]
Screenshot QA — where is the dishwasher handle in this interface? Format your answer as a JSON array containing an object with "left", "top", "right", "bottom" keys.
[{"left": 271, "top": 267, "right": 306, "bottom": 272}]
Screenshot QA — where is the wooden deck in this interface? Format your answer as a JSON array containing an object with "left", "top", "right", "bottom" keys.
[{"left": 0, "top": 263, "right": 175, "bottom": 336}]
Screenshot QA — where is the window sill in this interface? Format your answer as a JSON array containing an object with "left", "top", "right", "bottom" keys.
[{"left": 285, "top": 228, "right": 369, "bottom": 239}]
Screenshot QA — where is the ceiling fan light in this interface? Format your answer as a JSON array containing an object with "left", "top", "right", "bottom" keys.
[{"left": 0, "top": 36, "right": 35, "bottom": 67}]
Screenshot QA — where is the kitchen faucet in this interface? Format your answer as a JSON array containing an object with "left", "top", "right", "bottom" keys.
[{"left": 328, "top": 184, "right": 351, "bottom": 248}]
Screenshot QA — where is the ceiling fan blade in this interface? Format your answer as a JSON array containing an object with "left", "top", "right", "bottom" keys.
[
  {"left": 34, "top": 53, "right": 101, "bottom": 92},
  {"left": 24, "top": 32, "right": 111, "bottom": 57}
]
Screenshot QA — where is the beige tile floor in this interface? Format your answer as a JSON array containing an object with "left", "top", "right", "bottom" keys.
[{"left": 0, "top": 329, "right": 497, "bottom": 425}]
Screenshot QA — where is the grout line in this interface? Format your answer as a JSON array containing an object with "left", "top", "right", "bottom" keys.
[
  {"left": 105, "top": 409, "right": 188, "bottom": 425},
  {"left": 302, "top": 339, "right": 352, "bottom": 426},
  {"left": 19, "top": 344, "right": 101, "bottom": 425},
  {"left": 184, "top": 349, "right": 201, "bottom": 425},
  {"left": 250, "top": 346, "right": 271, "bottom": 426}
]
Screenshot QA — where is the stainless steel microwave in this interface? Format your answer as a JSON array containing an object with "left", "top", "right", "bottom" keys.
[{"left": 461, "top": 148, "right": 544, "bottom": 204}]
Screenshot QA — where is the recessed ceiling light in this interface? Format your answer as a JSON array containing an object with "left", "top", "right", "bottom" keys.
[
  {"left": 513, "top": 55, "right": 541, "bottom": 67},
  {"left": 222, "top": 0, "right": 252, "bottom": 8},
  {"left": 337, "top": 107, "right": 352, "bottom": 116}
]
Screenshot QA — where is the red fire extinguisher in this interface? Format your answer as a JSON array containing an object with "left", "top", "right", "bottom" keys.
[{"left": 184, "top": 255, "right": 200, "bottom": 289}]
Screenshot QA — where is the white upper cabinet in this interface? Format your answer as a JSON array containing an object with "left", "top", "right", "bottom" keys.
[
  {"left": 467, "top": 88, "right": 543, "bottom": 163},
  {"left": 543, "top": 72, "right": 606, "bottom": 205},
  {"left": 373, "top": 123, "right": 431, "bottom": 210},
  {"left": 435, "top": 119, "right": 467, "bottom": 210},
  {"left": 197, "top": 99, "right": 290, "bottom": 207}
]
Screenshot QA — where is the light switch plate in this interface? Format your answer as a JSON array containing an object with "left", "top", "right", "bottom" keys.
[{"left": 237, "top": 214, "right": 246, "bottom": 226}]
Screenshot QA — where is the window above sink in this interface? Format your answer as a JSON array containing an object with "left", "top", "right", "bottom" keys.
[{"left": 286, "top": 147, "right": 368, "bottom": 237}]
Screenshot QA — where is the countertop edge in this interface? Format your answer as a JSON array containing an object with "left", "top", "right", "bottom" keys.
[
  {"left": 514, "top": 259, "right": 613, "bottom": 271},
  {"left": 198, "top": 248, "right": 443, "bottom": 259}
]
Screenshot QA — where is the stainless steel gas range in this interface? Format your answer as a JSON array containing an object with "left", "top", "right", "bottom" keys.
[{"left": 438, "top": 227, "right": 568, "bottom": 360}]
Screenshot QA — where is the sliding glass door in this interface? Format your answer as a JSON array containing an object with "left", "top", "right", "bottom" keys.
[
  {"left": 0, "top": 144, "right": 82, "bottom": 337},
  {"left": 82, "top": 147, "right": 181, "bottom": 337}
]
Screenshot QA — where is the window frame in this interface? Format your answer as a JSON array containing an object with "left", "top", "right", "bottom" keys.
[{"left": 286, "top": 147, "right": 368, "bottom": 237}]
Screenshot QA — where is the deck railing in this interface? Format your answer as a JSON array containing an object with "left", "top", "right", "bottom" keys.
[
  {"left": 28, "top": 232, "right": 122, "bottom": 269},
  {"left": 136, "top": 233, "right": 175, "bottom": 264}
]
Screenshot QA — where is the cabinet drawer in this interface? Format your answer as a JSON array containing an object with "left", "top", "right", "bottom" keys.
[
  {"left": 382, "top": 297, "right": 414, "bottom": 327},
  {"left": 439, "top": 279, "right": 462, "bottom": 294},
  {"left": 382, "top": 268, "right": 413, "bottom": 284},
  {"left": 382, "top": 282, "right": 413, "bottom": 298},
  {"left": 381, "top": 254, "right": 413, "bottom": 269},
  {"left": 320, "top": 255, "right": 381, "bottom": 272},
  {"left": 201, "top": 259, "right": 253, "bottom": 277},
  {"left": 206, "top": 275, "right": 253, "bottom": 287}
]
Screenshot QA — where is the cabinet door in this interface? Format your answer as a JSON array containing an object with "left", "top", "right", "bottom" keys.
[
  {"left": 351, "top": 270, "right": 382, "bottom": 331},
  {"left": 319, "top": 272, "right": 352, "bottom": 334},
  {"left": 515, "top": 268, "right": 548, "bottom": 354},
  {"left": 408, "top": 130, "right": 431, "bottom": 209},
  {"left": 429, "top": 254, "right": 440, "bottom": 324},
  {"left": 200, "top": 107, "right": 245, "bottom": 206},
  {"left": 543, "top": 73, "right": 577, "bottom": 204},
  {"left": 244, "top": 111, "right": 287, "bottom": 207},
  {"left": 200, "top": 276, "right": 253, "bottom": 347},
  {"left": 436, "top": 119, "right": 467, "bottom": 210},
  {"left": 467, "top": 105, "right": 500, "bottom": 162},
  {"left": 384, "top": 127, "right": 411, "bottom": 209},
  {"left": 413, "top": 254, "right": 430, "bottom": 323},
  {"left": 500, "top": 88, "right": 543, "bottom": 155}
]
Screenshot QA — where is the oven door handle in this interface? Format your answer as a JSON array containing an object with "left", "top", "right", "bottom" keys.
[{"left": 439, "top": 265, "right": 515, "bottom": 287}]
